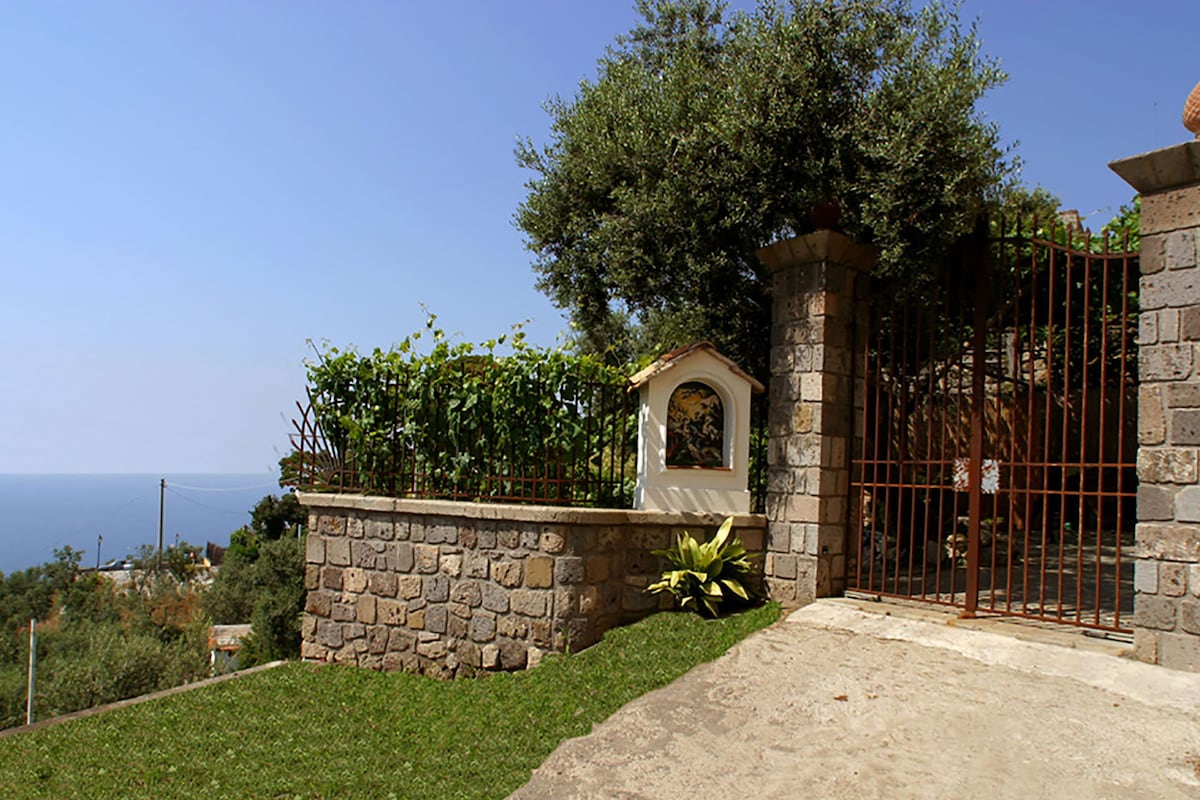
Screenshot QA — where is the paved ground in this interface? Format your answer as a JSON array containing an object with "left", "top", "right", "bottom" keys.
[{"left": 512, "top": 599, "right": 1200, "bottom": 799}]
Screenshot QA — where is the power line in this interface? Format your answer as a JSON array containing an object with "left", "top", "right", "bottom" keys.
[{"left": 165, "top": 481, "right": 280, "bottom": 493}]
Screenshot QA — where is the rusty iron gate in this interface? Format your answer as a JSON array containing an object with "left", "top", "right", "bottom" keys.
[{"left": 848, "top": 221, "right": 1138, "bottom": 632}]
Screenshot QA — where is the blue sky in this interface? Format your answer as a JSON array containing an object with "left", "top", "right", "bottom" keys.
[{"left": 1, "top": 0, "right": 1196, "bottom": 474}]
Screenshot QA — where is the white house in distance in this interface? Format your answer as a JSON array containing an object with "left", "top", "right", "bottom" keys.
[{"left": 630, "top": 342, "right": 765, "bottom": 514}]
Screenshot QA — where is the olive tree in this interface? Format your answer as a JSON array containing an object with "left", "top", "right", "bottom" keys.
[{"left": 516, "top": 0, "right": 1011, "bottom": 375}]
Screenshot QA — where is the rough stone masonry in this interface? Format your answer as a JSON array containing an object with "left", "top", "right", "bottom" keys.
[
  {"left": 297, "top": 494, "right": 765, "bottom": 676},
  {"left": 1112, "top": 138, "right": 1200, "bottom": 671}
]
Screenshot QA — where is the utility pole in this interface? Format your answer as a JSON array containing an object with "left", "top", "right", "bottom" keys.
[
  {"left": 96, "top": 534, "right": 103, "bottom": 571},
  {"left": 158, "top": 478, "right": 165, "bottom": 571},
  {"left": 26, "top": 619, "right": 36, "bottom": 725}
]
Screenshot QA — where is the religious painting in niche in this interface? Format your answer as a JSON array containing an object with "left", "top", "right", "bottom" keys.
[{"left": 666, "top": 381, "right": 725, "bottom": 468}]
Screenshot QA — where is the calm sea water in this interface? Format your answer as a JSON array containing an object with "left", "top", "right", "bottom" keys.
[{"left": 0, "top": 474, "right": 285, "bottom": 575}]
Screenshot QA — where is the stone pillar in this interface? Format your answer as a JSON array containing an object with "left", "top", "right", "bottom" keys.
[
  {"left": 1111, "top": 140, "right": 1200, "bottom": 672},
  {"left": 755, "top": 231, "right": 876, "bottom": 604}
]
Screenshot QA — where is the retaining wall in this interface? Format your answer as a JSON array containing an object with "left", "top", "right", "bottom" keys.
[{"left": 298, "top": 493, "right": 766, "bottom": 676}]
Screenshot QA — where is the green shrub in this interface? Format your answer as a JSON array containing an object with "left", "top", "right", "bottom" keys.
[{"left": 647, "top": 516, "right": 758, "bottom": 617}]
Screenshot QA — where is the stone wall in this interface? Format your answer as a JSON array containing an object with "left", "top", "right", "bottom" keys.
[
  {"left": 298, "top": 494, "right": 765, "bottom": 676},
  {"left": 1112, "top": 139, "right": 1200, "bottom": 672},
  {"left": 754, "top": 231, "right": 875, "bottom": 604}
]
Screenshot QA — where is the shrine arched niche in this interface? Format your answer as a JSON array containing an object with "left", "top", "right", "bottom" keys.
[{"left": 665, "top": 381, "right": 726, "bottom": 468}]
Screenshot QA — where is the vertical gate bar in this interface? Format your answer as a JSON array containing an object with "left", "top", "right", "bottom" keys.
[
  {"left": 1004, "top": 229, "right": 1020, "bottom": 612},
  {"left": 880, "top": 298, "right": 902, "bottom": 592},
  {"left": 1077, "top": 248, "right": 1093, "bottom": 624},
  {"left": 1022, "top": 223, "right": 1039, "bottom": 615},
  {"left": 920, "top": 295, "right": 937, "bottom": 599},
  {"left": 1094, "top": 241, "right": 1113, "bottom": 626},
  {"left": 893, "top": 301, "right": 912, "bottom": 595},
  {"left": 854, "top": 291, "right": 875, "bottom": 590},
  {"left": 1038, "top": 227, "right": 1057, "bottom": 620},
  {"left": 933, "top": 263, "right": 956, "bottom": 605},
  {"left": 866, "top": 309, "right": 886, "bottom": 592},
  {"left": 963, "top": 234, "right": 989, "bottom": 619},
  {"left": 1113, "top": 239, "right": 1133, "bottom": 629},
  {"left": 1058, "top": 226, "right": 1073, "bottom": 621},
  {"left": 951, "top": 262, "right": 969, "bottom": 607}
]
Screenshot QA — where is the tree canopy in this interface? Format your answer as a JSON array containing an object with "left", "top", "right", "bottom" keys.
[{"left": 516, "top": 0, "right": 1012, "bottom": 375}]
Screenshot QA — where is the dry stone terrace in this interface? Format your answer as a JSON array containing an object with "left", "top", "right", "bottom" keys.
[{"left": 299, "top": 494, "right": 765, "bottom": 676}]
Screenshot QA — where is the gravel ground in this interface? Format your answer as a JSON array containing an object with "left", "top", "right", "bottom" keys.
[{"left": 512, "top": 600, "right": 1200, "bottom": 800}]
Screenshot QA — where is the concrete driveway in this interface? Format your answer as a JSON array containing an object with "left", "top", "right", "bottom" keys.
[{"left": 512, "top": 599, "right": 1200, "bottom": 799}]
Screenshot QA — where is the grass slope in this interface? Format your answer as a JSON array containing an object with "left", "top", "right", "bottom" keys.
[{"left": 0, "top": 604, "right": 779, "bottom": 799}]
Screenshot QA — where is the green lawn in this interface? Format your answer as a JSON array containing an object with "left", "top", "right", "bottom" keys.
[{"left": 0, "top": 604, "right": 779, "bottom": 799}]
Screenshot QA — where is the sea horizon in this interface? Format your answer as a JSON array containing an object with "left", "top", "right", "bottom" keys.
[{"left": 0, "top": 473, "right": 287, "bottom": 575}]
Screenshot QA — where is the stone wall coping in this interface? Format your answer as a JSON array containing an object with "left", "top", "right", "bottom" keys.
[
  {"left": 1110, "top": 140, "right": 1200, "bottom": 194},
  {"left": 296, "top": 492, "right": 765, "bottom": 528},
  {"left": 755, "top": 229, "right": 878, "bottom": 274}
]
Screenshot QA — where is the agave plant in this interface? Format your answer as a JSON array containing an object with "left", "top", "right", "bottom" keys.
[{"left": 647, "top": 516, "right": 758, "bottom": 617}]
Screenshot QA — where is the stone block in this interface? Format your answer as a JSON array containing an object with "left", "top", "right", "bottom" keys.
[
  {"left": 408, "top": 523, "right": 424, "bottom": 543},
  {"left": 424, "top": 573, "right": 450, "bottom": 603},
  {"left": 356, "top": 595, "right": 377, "bottom": 625},
  {"left": 464, "top": 553, "right": 490, "bottom": 579},
  {"left": 555, "top": 557, "right": 586, "bottom": 585},
  {"left": 415, "top": 544, "right": 439, "bottom": 573},
  {"left": 1160, "top": 309, "right": 1181, "bottom": 343},
  {"left": 306, "top": 534, "right": 325, "bottom": 564},
  {"left": 475, "top": 526, "right": 497, "bottom": 549},
  {"left": 316, "top": 619, "right": 343, "bottom": 648},
  {"left": 585, "top": 555, "right": 610, "bottom": 583},
  {"left": 498, "top": 616, "right": 530, "bottom": 639},
  {"left": 1165, "top": 229, "right": 1198, "bottom": 270},
  {"left": 378, "top": 599, "right": 406, "bottom": 626},
  {"left": 622, "top": 584, "right": 658, "bottom": 612},
  {"left": 1139, "top": 312, "right": 1159, "bottom": 345},
  {"left": 447, "top": 615, "right": 468, "bottom": 639},
  {"left": 305, "top": 591, "right": 332, "bottom": 617},
  {"left": 1172, "top": 409, "right": 1200, "bottom": 445},
  {"left": 1139, "top": 523, "right": 1200, "bottom": 560},
  {"left": 530, "top": 619, "right": 554, "bottom": 648},
  {"left": 300, "top": 641, "right": 328, "bottom": 662},
  {"left": 343, "top": 568, "right": 367, "bottom": 594},
  {"left": 407, "top": 609, "right": 426, "bottom": 630},
  {"left": 301, "top": 614, "right": 317, "bottom": 640},
  {"left": 1140, "top": 343, "right": 1193, "bottom": 381},
  {"left": 1162, "top": 563, "right": 1188, "bottom": 597},
  {"left": 511, "top": 589, "right": 548, "bottom": 617},
  {"left": 426, "top": 605, "right": 448, "bottom": 635},
  {"left": 770, "top": 553, "right": 798, "bottom": 580},
  {"left": 351, "top": 541, "right": 379, "bottom": 569},
  {"left": 481, "top": 644, "right": 500, "bottom": 669},
  {"left": 1132, "top": 628, "right": 1158, "bottom": 664},
  {"left": 387, "top": 628, "right": 414, "bottom": 653},
  {"left": 527, "top": 647, "right": 546, "bottom": 670},
  {"left": 304, "top": 565, "right": 320, "bottom": 591},
  {"left": 451, "top": 581, "right": 482, "bottom": 607},
  {"left": 365, "top": 517, "right": 394, "bottom": 541},
  {"left": 539, "top": 529, "right": 566, "bottom": 554},
  {"left": 1192, "top": 564, "right": 1200, "bottom": 597},
  {"left": 440, "top": 554, "right": 462, "bottom": 578},
  {"left": 1183, "top": 307, "right": 1200, "bottom": 341},
  {"left": 1140, "top": 185, "right": 1200, "bottom": 236},
  {"left": 1138, "top": 485, "right": 1175, "bottom": 522},
  {"left": 767, "top": 522, "right": 790, "bottom": 553},
  {"left": 316, "top": 514, "right": 343, "bottom": 537},
  {"left": 1137, "top": 448, "right": 1198, "bottom": 484},
  {"left": 331, "top": 602, "right": 356, "bottom": 622},
  {"left": 397, "top": 575, "right": 423, "bottom": 599},
  {"left": 470, "top": 612, "right": 497, "bottom": 642},
  {"left": 321, "top": 567, "right": 344, "bottom": 591},
  {"left": 1135, "top": 594, "right": 1178, "bottom": 631},
  {"left": 416, "top": 638, "right": 448, "bottom": 660},
  {"left": 346, "top": 517, "right": 365, "bottom": 539},
  {"left": 577, "top": 586, "right": 601, "bottom": 615},
  {"left": 1139, "top": 385, "right": 1166, "bottom": 446},
  {"left": 369, "top": 572, "right": 398, "bottom": 598},
  {"left": 367, "top": 626, "right": 389, "bottom": 655},
  {"left": 1158, "top": 632, "right": 1200, "bottom": 673},
  {"left": 388, "top": 542, "right": 414, "bottom": 573},
  {"left": 449, "top": 601, "right": 471, "bottom": 619},
  {"left": 491, "top": 560, "right": 524, "bottom": 588},
  {"left": 1166, "top": 383, "right": 1200, "bottom": 408},
  {"left": 498, "top": 639, "right": 528, "bottom": 669},
  {"left": 495, "top": 529, "right": 518, "bottom": 549},
  {"left": 1181, "top": 600, "right": 1200, "bottom": 635},
  {"left": 1134, "top": 560, "right": 1159, "bottom": 595},
  {"left": 427, "top": 524, "right": 458, "bottom": 545},
  {"left": 482, "top": 583, "right": 509, "bottom": 613},
  {"left": 326, "top": 537, "right": 350, "bottom": 567}
]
